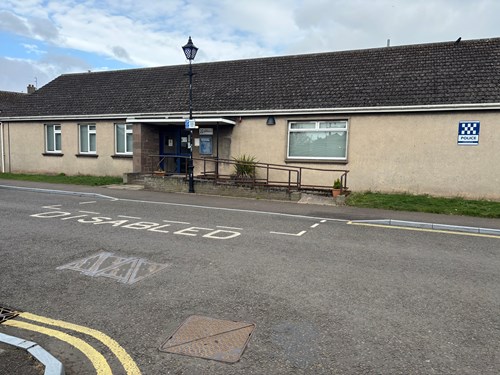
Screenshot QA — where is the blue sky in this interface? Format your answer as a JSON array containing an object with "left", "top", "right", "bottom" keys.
[{"left": 1, "top": 0, "right": 500, "bottom": 92}]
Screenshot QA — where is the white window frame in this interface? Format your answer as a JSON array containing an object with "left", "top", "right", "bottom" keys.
[
  {"left": 115, "top": 123, "right": 133, "bottom": 155},
  {"left": 45, "top": 124, "right": 62, "bottom": 153},
  {"left": 287, "top": 120, "right": 348, "bottom": 161},
  {"left": 79, "top": 124, "right": 96, "bottom": 154}
]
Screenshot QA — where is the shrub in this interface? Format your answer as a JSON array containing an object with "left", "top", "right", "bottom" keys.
[{"left": 232, "top": 154, "right": 257, "bottom": 179}]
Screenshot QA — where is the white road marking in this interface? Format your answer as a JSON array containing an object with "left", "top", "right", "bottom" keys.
[
  {"left": 61, "top": 215, "right": 88, "bottom": 220},
  {"left": 216, "top": 225, "right": 243, "bottom": 230},
  {"left": 42, "top": 205, "right": 62, "bottom": 209},
  {"left": 310, "top": 223, "right": 320, "bottom": 228},
  {"left": 79, "top": 210, "right": 100, "bottom": 215},
  {"left": 163, "top": 220, "right": 190, "bottom": 224},
  {"left": 31, "top": 210, "right": 242, "bottom": 240},
  {"left": 118, "top": 215, "right": 142, "bottom": 219},
  {"left": 79, "top": 201, "right": 96, "bottom": 205},
  {"left": 320, "top": 220, "right": 327, "bottom": 223},
  {"left": 270, "top": 230, "right": 307, "bottom": 237},
  {"left": 116, "top": 198, "right": 347, "bottom": 222}
]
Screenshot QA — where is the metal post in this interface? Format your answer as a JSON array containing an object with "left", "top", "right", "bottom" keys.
[{"left": 187, "top": 60, "right": 195, "bottom": 193}]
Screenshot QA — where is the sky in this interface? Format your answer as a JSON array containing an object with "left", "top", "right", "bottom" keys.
[{"left": 1, "top": 0, "right": 499, "bottom": 92}]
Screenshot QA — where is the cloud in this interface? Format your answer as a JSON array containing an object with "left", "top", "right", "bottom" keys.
[
  {"left": 2, "top": 0, "right": 500, "bottom": 92},
  {"left": 30, "top": 16, "right": 60, "bottom": 41},
  {"left": 0, "top": 53, "right": 90, "bottom": 92},
  {"left": 111, "top": 46, "right": 130, "bottom": 61},
  {"left": 0, "top": 10, "right": 30, "bottom": 36},
  {"left": 22, "top": 43, "right": 46, "bottom": 55}
]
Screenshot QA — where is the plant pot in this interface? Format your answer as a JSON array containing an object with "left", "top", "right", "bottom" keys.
[{"left": 332, "top": 188, "right": 342, "bottom": 197}]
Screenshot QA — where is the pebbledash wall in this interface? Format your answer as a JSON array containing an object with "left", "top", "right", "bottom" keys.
[
  {"left": 2, "top": 110, "right": 499, "bottom": 200},
  {"left": 2, "top": 120, "right": 133, "bottom": 176},
  {"left": 220, "top": 111, "right": 499, "bottom": 200}
]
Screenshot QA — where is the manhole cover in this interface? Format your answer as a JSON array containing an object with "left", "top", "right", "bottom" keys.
[
  {"left": 0, "top": 306, "right": 19, "bottom": 324},
  {"left": 160, "top": 315, "right": 256, "bottom": 363}
]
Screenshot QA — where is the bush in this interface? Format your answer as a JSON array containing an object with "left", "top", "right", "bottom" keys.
[{"left": 232, "top": 154, "right": 257, "bottom": 179}]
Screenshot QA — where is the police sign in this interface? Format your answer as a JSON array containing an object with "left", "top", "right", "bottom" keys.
[{"left": 458, "top": 121, "right": 480, "bottom": 145}]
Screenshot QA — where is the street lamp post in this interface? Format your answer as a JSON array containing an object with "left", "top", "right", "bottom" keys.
[{"left": 182, "top": 36, "right": 198, "bottom": 193}]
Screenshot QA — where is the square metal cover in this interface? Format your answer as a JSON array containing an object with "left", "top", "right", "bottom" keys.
[{"left": 160, "top": 315, "right": 255, "bottom": 363}]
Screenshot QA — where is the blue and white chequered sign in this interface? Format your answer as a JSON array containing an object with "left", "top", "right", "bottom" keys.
[{"left": 458, "top": 121, "right": 480, "bottom": 145}]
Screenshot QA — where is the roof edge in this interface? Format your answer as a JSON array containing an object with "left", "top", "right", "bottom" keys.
[{"left": 2, "top": 103, "right": 500, "bottom": 122}]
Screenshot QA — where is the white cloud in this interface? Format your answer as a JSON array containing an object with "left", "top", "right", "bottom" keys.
[
  {"left": 22, "top": 43, "right": 46, "bottom": 55},
  {"left": 1, "top": 0, "right": 500, "bottom": 91}
]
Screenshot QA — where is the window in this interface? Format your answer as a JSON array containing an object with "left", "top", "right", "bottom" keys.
[
  {"left": 287, "top": 120, "right": 348, "bottom": 160},
  {"left": 79, "top": 124, "right": 96, "bottom": 154},
  {"left": 115, "top": 124, "right": 133, "bottom": 154},
  {"left": 45, "top": 124, "right": 62, "bottom": 153}
]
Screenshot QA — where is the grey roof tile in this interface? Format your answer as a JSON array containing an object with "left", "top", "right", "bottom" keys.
[{"left": 3, "top": 37, "right": 500, "bottom": 118}]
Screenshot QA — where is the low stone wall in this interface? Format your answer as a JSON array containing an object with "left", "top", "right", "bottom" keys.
[{"left": 143, "top": 175, "right": 302, "bottom": 201}]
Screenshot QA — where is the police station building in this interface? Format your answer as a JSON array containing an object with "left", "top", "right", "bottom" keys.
[{"left": 1, "top": 37, "right": 499, "bottom": 200}]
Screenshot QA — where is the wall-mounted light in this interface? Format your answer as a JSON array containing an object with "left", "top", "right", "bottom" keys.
[{"left": 266, "top": 116, "right": 276, "bottom": 125}]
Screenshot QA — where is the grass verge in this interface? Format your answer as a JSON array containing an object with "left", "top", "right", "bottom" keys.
[
  {"left": 346, "top": 192, "right": 500, "bottom": 218},
  {"left": 0, "top": 173, "right": 122, "bottom": 186}
]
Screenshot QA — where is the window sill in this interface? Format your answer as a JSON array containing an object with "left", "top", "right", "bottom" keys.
[
  {"left": 285, "top": 158, "right": 348, "bottom": 164},
  {"left": 76, "top": 154, "right": 98, "bottom": 158},
  {"left": 42, "top": 152, "right": 64, "bottom": 157},
  {"left": 111, "top": 154, "right": 133, "bottom": 159}
]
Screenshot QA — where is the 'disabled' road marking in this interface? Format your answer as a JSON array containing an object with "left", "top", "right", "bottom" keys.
[
  {"left": 4, "top": 319, "right": 112, "bottom": 375},
  {"left": 347, "top": 221, "right": 500, "bottom": 239},
  {"left": 20, "top": 312, "right": 141, "bottom": 375}
]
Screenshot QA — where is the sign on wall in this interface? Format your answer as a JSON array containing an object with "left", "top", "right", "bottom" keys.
[{"left": 458, "top": 121, "right": 480, "bottom": 146}]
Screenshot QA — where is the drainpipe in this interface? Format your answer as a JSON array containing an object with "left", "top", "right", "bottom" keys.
[{"left": 0, "top": 121, "right": 4, "bottom": 173}]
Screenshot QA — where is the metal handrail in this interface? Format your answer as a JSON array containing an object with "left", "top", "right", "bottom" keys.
[{"left": 148, "top": 154, "right": 349, "bottom": 192}]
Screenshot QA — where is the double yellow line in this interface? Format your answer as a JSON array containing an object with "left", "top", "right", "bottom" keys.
[{"left": 3, "top": 312, "right": 141, "bottom": 375}]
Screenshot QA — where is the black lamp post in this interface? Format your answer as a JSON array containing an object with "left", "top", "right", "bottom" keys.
[{"left": 182, "top": 36, "right": 198, "bottom": 193}]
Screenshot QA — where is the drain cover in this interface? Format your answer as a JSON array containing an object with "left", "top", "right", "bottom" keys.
[
  {"left": 0, "top": 306, "right": 19, "bottom": 324},
  {"left": 160, "top": 315, "right": 255, "bottom": 363}
]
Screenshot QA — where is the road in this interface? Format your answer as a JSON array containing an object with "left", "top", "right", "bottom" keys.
[{"left": 0, "top": 184, "right": 499, "bottom": 374}]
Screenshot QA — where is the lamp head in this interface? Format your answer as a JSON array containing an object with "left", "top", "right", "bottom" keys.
[{"left": 182, "top": 36, "right": 198, "bottom": 61}]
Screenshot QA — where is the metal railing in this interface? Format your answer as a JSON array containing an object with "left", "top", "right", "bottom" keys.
[{"left": 148, "top": 155, "right": 348, "bottom": 192}]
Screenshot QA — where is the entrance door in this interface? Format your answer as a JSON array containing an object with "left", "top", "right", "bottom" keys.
[{"left": 160, "top": 128, "right": 191, "bottom": 173}]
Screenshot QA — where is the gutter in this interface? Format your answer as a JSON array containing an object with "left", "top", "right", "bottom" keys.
[{"left": 1, "top": 102, "right": 500, "bottom": 122}]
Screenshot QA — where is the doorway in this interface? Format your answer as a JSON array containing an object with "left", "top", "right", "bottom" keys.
[{"left": 160, "top": 128, "right": 191, "bottom": 173}]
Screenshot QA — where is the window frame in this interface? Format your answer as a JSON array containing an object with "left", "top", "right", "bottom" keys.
[
  {"left": 287, "top": 120, "right": 349, "bottom": 161},
  {"left": 115, "top": 123, "right": 133, "bottom": 155},
  {"left": 45, "top": 124, "right": 62, "bottom": 153},
  {"left": 79, "top": 123, "right": 97, "bottom": 154}
]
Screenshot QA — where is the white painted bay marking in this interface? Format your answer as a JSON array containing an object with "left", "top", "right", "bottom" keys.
[
  {"left": 118, "top": 215, "right": 142, "bottom": 219},
  {"left": 79, "top": 201, "right": 96, "bottom": 205},
  {"left": 320, "top": 220, "right": 327, "bottom": 223},
  {"left": 42, "top": 205, "right": 62, "bottom": 210},
  {"left": 163, "top": 220, "right": 190, "bottom": 224},
  {"left": 216, "top": 225, "right": 243, "bottom": 230},
  {"left": 117, "top": 198, "right": 348, "bottom": 222},
  {"left": 310, "top": 223, "right": 320, "bottom": 228},
  {"left": 270, "top": 230, "right": 307, "bottom": 237}
]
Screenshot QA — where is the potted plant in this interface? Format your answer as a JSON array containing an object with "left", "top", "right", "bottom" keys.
[{"left": 332, "top": 178, "right": 342, "bottom": 197}]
